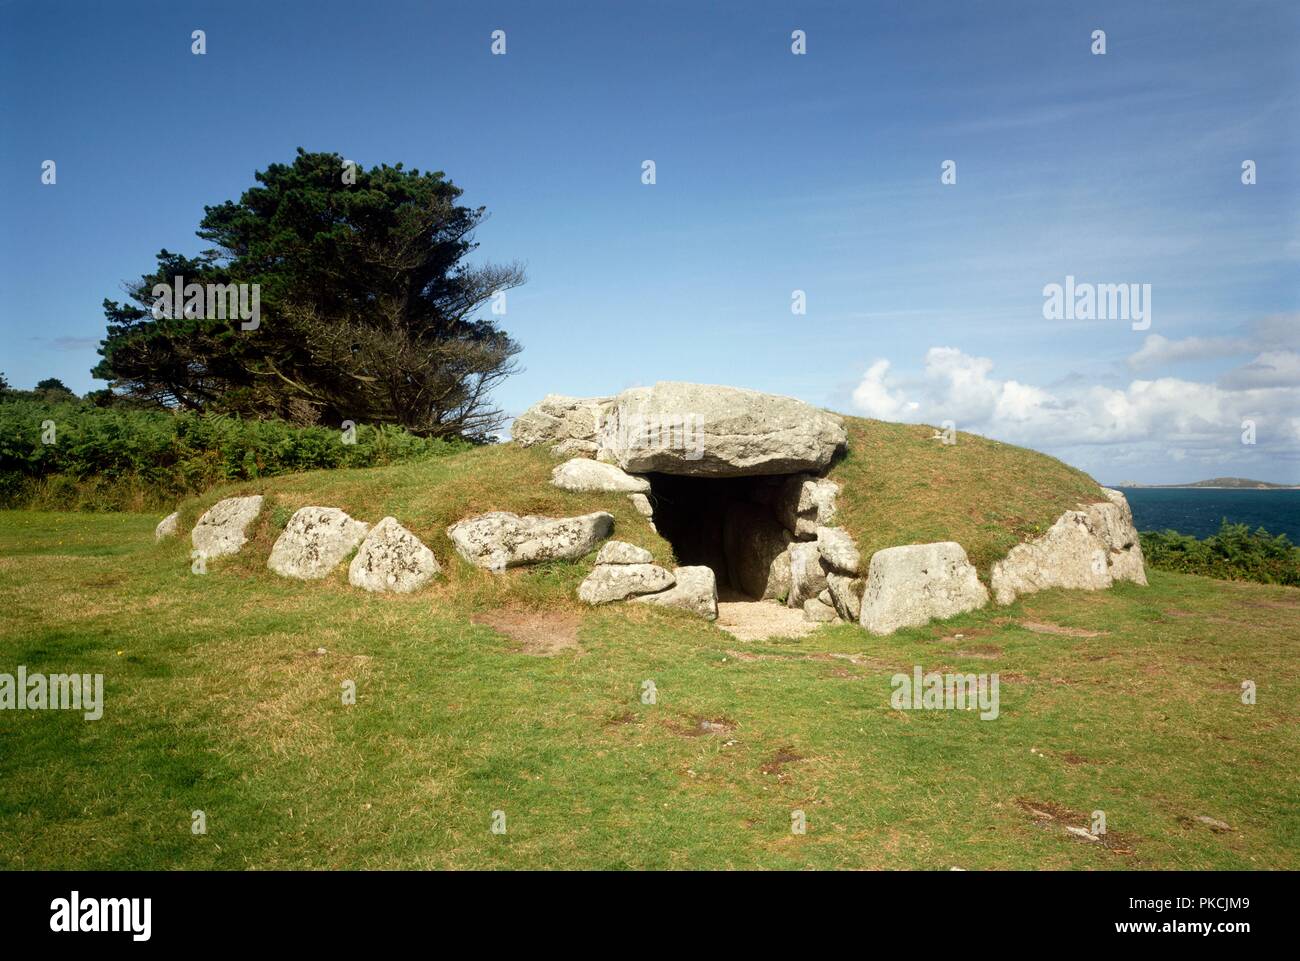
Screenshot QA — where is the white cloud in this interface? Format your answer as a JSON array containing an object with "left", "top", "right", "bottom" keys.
[
  {"left": 1218, "top": 350, "right": 1300, "bottom": 390},
  {"left": 851, "top": 347, "right": 1300, "bottom": 457},
  {"left": 1127, "top": 333, "right": 1249, "bottom": 369},
  {"left": 1126, "top": 313, "right": 1300, "bottom": 369},
  {"left": 851, "top": 359, "right": 915, "bottom": 420}
]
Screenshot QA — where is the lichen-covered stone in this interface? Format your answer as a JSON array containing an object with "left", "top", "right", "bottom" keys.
[
  {"left": 860, "top": 542, "right": 989, "bottom": 635},
  {"left": 786, "top": 540, "right": 830, "bottom": 608},
  {"left": 348, "top": 516, "right": 440, "bottom": 593},
  {"left": 633, "top": 566, "right": 718, "bottom": 620},
  {"left": 990, "top": 490, "right": 1147, "bottom": 605},
  {"left": 155, "top": 511, "right": 180, "bottom": 542},
  {"left": 268, "top": 507, "right": 370, "bottom": 580},
  {"left": 191, "top": 495, "right": 264, "bottom": 559},
  {"left": 577, "top": 563, "right": 675, "bottom": 604},
  {"left": 447, "top": 511, "right": 614, "bottom": 571},
  {"left": 595, "top": 540, "right": 655, "bottom": 565},
  {"left": 550, "top": 458, "right": 650, "bottom": 493}
]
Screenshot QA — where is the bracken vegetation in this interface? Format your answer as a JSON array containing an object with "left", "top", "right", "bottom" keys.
[
  {"left": 1141, "top": 521, "right": 1300, "bottom": 587},
  {"left": 0, "top": 397, "right": 466, "bottom": 511}
]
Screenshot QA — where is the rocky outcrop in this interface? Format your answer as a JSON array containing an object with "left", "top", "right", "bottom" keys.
[
  {"left": 990, "top": 490, "right": 1147, "bottom": 604},
  {"left": 191, "top": 495, "right": 264, "bottom": 559},
  {"left": 859, "top": 542, "right": 989, "bottom": 635},
  {"left": 268, "top": 507, "right": 370, "bottom": 580},
  {"left": 802, "top": 597, "right": 838, "bottom": 623},
  {"left": 447, "top": 511, "right": 614, "bottom": 570},
  {"left": 510, "top": 394, "right": 613, "bottom": 449},
  {"left": 550, "top": 458, "right": 650, "bottom": 493},
  {"left": 348, "top": 517, "right": 441, "bottom": 593},
  {"left": 512, "top": 382, "right": 846, "bottom": 478},
  {"left": 578, "top": 563, "right": 675, "bottom": 604},
  {"left": 155, "top": 511, "right": 180, "bottom": 542},
  {"left": 595, "top": 540, "right": 654, "bottom": 565},
  {"left": 551, "top": 438, "right": 599, "bottom": 459},
  {"left": 786, "top": 541, "right": 829, "bottom": 608},
  {"left": 776, "top": 475, "right": 840, "bottom": 538},
  {"left": 815, "top": 526, "right": 859, "bottom": 574},
  {"left": 722, "top": 503, "right": 794, "bottom": 600},
  {"left": 826, "top": 572, "right": 865, "bottom": 622},
  {"left": 632, "top": 565, "right": 719, "bottom": 620}
]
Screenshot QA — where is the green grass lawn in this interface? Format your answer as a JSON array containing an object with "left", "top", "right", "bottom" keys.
[{"left": 1, "top": 509, "right": 1296, "bottom": 870}]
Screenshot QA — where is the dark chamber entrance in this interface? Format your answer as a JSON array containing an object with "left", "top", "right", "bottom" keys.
[{"left": 644, "top": 472, "right": 792, "bottom": 599}]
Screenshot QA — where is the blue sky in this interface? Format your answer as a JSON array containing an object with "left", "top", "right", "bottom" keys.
[{"left": 2, "top": 0, "right": 1297, "bottom": 483}]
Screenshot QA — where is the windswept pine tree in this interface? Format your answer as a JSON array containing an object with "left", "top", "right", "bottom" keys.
[{"left": 95, "top": 149, "right": 525, "bottom": 441}]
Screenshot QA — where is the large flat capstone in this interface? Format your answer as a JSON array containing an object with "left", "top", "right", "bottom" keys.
[{"left": 512, "top": 381, "right": 846, "bottom": 477}]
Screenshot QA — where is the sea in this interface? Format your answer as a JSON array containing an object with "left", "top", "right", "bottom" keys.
[{"left": 1115, "top": 487, "right": 1300, "bottom": 541}]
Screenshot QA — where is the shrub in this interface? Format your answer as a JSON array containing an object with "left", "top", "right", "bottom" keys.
[
  {"left": 1141, "top": 521, "right": 1300, "bottom": 586},
  {"left": 0, "top": 397, "right": 469, "bottom": 510}
]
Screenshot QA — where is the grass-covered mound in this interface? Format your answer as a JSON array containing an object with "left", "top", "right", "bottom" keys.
[
  {"left": 169, "top": 413, "right": 1108, "bottom": 604},
  {"left": 827, "top": 418, "right": 1103, "bottom": 575}
]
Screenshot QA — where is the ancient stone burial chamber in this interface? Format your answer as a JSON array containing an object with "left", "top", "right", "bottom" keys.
[
  {"left": 516, "top": 381, "right": 864, "bottom": 624},
  {"left": 515, "top": 380, "right": 1148, "bottom": 634},
  {"left": 159, "top": 381, "right": 1148, "bottom": 634}
]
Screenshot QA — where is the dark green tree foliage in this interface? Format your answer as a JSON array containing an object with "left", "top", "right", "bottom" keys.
[
  {"left": 1142, "top": 521, "right": 1300, "bottom": 586},
  {"left": 95, "top": 150, "right": 524, "bottom": 440}
]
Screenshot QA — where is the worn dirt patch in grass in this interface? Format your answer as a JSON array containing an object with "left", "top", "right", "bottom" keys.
[
  {"left": 823, "top": 666, "right": 860, "bottom": 679},
  {"left": 955, "top": 644, "right": 1002, "bottom": 659},
  {"left": 1015, "top": 797, "right": 1136, "bottom": 855},
  {"left": 1020, "top": 621, "right": 1108, "bottom": 638},
  {"left": 1176, "top": 814, "right": 1234, "bottom": 833},
  {"left": 722, "top": 649, "right": 894, "bottom": 672},
  {"left": 472, "top": 609, "right": 581, "bottom": 656},
  {"left": 670, "top": 715, "right": 736, "bottom": 737},
  {"left": 759, "top": 747, "right": 804, "bottom": 775},
  {"left": 934, "top": 628, "right": 994, "bottom": 644},
  {"left": 715, "top": 599, "right": 818, "bottom": 641}
]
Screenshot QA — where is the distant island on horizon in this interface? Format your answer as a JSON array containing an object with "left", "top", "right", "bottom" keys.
[{"left": 1114, "top": 477, "right": 1300, "bottom": 490}]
